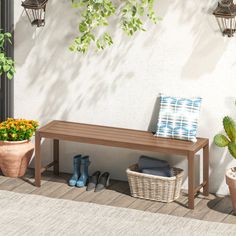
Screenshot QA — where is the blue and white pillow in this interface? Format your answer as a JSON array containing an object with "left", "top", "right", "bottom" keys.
[{"left": 155, "top": 95, "right": 202, "bottom": 142}]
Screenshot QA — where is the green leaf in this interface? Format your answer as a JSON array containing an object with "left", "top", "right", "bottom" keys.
[
  {"left": 72, "top": 3, "right": 79, "bottom": 8},
  {"left": 223, "top": 116, "right": 236, "bottom": 142},
  {"left": 74, "top": 37, "right": 81, "bottom": 44},
  {"left": 3, "top": 65, "right": 10, "bottom": 72},
  {"left": 89, "top": 34, "right": 95, "bottom": 41},
  {"left": 228, "top": 142, "right": 236, "bottom": 159},
  {"left": 214, "top": 134, "right": 230, "bottom": 147},
  {"left": 138, "top": 7, "right": 145, "bottom": 16},
  {"left": 6, "top": 70, "right": 14, "bottom": 79},
  {"left": 79, "top": 22, "right": 88, "bottom": 33},
  {"left": 69, "top": 45, "right": 76, "bottom": 51},
  {"left": 4, "top": 32, "right": 11, "bottom": 38},
  {"left": 96, "top": 40, "right": 101, "bottom": 49},
  {"left": 6, "top": 59, "right": 13, "bottom": 65}
]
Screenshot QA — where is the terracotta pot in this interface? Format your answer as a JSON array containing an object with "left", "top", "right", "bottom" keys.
[
  {"left": 226, "top": 167, "right": 236, "bottom": 214},
  {"left": 0, "top": 140, "right": 34, "bottom": 178}
]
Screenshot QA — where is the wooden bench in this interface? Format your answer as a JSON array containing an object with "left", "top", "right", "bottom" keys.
[{"left": 35, "top": 120, "right": 209, "bottom": 209}]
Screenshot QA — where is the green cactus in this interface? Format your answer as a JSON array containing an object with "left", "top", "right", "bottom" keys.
[{"left": 214, "top": 116, "right": 236, "bottom": 159}]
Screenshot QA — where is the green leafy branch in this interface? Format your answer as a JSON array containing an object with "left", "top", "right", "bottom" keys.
[
  {"left": 70, "top": 0, "right": 115, "bottom": 53},
  {"left": 121, "top": 0, "right": 157, "bottom": 36},
  {"left": 0, "top": 31, "right": 15, "bottom": 79},
  {"left": 70, "top": 0, "right": 158, "bottom": 53}
]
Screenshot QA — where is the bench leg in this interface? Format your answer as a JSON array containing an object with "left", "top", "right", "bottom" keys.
[
  {"left": 188, "top": 152, "right": 195, "bottom": 209},
  {"left": 35, "top": 132, "right": 42, "bottom": 187},
  {"left": 53, "top": 139, "right": 59, "bottom": 175},
  {"left": 203, "top": 142, "right": 209, "bottom": 196}
]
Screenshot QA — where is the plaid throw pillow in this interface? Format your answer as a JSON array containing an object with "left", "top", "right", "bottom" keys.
[{"left": 155, "top": 95, "right": 202, "bottom": 142}]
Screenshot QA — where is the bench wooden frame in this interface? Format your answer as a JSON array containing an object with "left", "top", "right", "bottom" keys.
[{"left": 35, "top": 120, "right": 209, "bottom": 209}]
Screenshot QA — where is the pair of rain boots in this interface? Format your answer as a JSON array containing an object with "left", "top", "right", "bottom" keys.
[{"left": 68, "top": 155, "right": 90, "bottom": 188}]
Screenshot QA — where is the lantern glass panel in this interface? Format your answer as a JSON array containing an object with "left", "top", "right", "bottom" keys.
[
  {"left": 24, "top": 7, "right": 46, "bottom": 27},
  {"left": 215, "top": 16, "right": 236, "bottom": 37}
]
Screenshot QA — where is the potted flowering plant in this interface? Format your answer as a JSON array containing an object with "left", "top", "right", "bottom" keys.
[{"left": 0, "top": 118, "right": 39, "bottom": 177}]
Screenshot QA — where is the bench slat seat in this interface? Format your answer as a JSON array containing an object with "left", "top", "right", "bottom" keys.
[{"left": 40, "top": 121, "right": 208, "bottom": 155}]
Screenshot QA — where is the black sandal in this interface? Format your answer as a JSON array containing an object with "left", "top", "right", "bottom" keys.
[
  {"left": 95, "top": 172, "right": 110, "bottom": 192},
  {"left": 86, "top": 171, "right": 101, "bottom": 191}
]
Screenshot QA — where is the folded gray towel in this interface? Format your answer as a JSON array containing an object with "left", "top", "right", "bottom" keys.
[
  {"left": 138, "top": 155, "right": 169, "bottom": 170},
  {"left": 142, "top": 167, "right": 173, "bottom": 177}
]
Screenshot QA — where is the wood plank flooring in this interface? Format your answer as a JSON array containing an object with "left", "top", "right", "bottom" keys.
[{"left": 0, "top": 170, "right": 235, "bottom": 224}]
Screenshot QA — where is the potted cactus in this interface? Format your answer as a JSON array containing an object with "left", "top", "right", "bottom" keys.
[{"left": 214, "top": 116, "right": 236, "bottom": 214}]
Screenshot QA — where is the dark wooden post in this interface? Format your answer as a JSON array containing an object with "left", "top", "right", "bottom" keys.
[
  {"left": 53, "top": 139, "right": 59, "bottom": 175},
  {"left": 203, "top": 141, "right": 209, "bottom": 196},
  {"left": 188, "top": 151, "right": 195, "bottom": 209},
  {"left": 35, "top": 131, "right": 42, "bottom": 187},
  {"left": 0, "top": 0, "right": 14, "bottom": 122}
]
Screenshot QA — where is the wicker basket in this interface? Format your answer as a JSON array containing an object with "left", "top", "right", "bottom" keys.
[{"left": 127, "top": 164, "right": 184, "bottom": 203}]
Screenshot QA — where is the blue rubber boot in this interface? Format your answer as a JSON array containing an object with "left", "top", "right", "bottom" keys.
[
  {"left": 76, "top": 156, "right": 90, "bottom": 188},
  {"left": 68, "top": 155, "right": 82, "bottom": 186}
]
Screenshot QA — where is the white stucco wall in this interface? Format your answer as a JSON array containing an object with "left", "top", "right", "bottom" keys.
[{"left": 14, "top": 0, "right": 236, "bottom": 195}]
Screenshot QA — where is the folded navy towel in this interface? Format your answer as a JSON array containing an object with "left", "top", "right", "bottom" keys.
[
  {"left": 142, "top": 167, "right": 173, "bottom": 177},
  {"left": 138, "top": 155, "right": 169, "bottom": 171}
]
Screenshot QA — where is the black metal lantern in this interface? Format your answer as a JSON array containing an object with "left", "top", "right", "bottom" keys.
[
  {"left": 22, "top": 0, "right": 48, "bottom": 27},
  {"left": 213, "top": 0, "right": 236, "bottom": 37}
]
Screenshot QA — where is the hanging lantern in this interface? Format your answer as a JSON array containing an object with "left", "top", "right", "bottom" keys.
[
  {"left": 213, "top": 0, "right": 236, "bottom": 37},
  {"left": 21, "top": 0, "right": 48, "bottom": 27}
]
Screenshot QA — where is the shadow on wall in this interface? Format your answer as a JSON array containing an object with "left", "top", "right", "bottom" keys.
[
  {"left": 179, "top": 2, "right": 229, "bottom": 79},
  {"left": 148, "top": 96, "right": 161, "bottom": 133},
  {"left": 181, "top": 38, "right": 228, "bottom": 80},
  {"left": 14, "top": 0, "right": 172, "bottom": 123},
  {"left": 14, "top": 8, "right": 36, "bottom": 66},
  {"left": 141, "top": 0, "right": 172, "bottom": 49},
  {"left": 209, "top": 143, "right": 232, "bottom": 194},
  {"left": 140, "top": 0, "right": 229, "bottom": 80},
  {"left": 224, "top": 97, "right": 236, "bottom": 116}
]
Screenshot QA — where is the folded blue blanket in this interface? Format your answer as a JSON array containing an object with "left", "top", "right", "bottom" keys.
[
  {"left": 142, "top": 167, "right": 173, "bottom": 177},
  {"left": 138, "top": 155, "right": 169, "bottom": 170}
]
